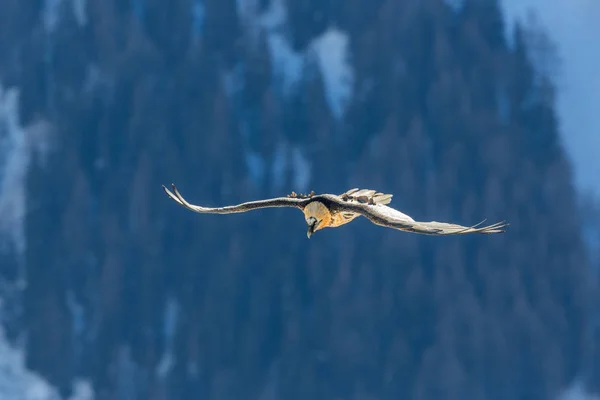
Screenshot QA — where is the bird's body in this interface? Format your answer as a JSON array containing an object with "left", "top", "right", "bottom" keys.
[
  {"left": 162, "top": 184, "right": 508, "bottom": 238},
  {"left": 302, "top": 196, "right": 358, "bottom": 232}
]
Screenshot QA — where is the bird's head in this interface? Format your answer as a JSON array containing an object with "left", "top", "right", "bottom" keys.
[{"left": 303, "top": 201, "right": 331, "bottom": 238}]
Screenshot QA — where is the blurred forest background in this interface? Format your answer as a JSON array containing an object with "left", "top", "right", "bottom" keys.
[{"left": 0, "top": 0, "right": 599, "bottom": 399}]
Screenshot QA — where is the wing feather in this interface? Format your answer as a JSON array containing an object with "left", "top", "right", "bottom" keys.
[
  {"left": 162, "top": 184, "right": 308, "bottom": 214},
  {"left": 339, "top": 188, "right": 394, "bottom": 205},
  {"left": 324, "top": 197, "right": 507, "bottom": 235},
  {"left": 371, "top": 194, "right": 393, "bottom": 205}
]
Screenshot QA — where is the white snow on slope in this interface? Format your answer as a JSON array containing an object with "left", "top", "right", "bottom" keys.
[
  {"left": 501, "top": 0, "right": 600, "bottom": 198},
  {"left": 191, "top": 0, "right": 205, "bottom": 39},
  {"left": 266, "top": 34, "right": 305, "bottom": 94},
  {"left": 445, "top": 0, "right": 466, "bottom": 12},
  {"left": 0, "top": 327, "right": 94, "bottom": 400},
  {"left": 239, "top": 0, "right": 353, "bottom": 119},
  {"left": 237, "top": 0, "right": 353, "bottom": 190},
  {"left": 558, "top": 381, "right": 600, "bottom": 400},
  {"left": 309, "top": 27, "right": 354, "bottom": 119},
  {"left": 0, "top": 85, "right": 53, "bottom": 255},
  {"left": 256, "top": 0, "right": 286, "bottom": 30},
  {"left": 245, "top": 151, "right": 266, "bottom": 186},
  {"left": 0, "top": 84, "right": 89, "bottom": 399},
  {"left": 156, "top": 296, "right": 179, "bottom": 379},
  {"left": 43, "top": 0, "right": 88, "bottom": 32},
  {"left": 68, "top": 381, "right": 93, "bottom": 400},
  {"left": 290, "top": 146, "right": 311, "bottom": 191},
  {"left": 256, "top": 0, "right": 304, "bottom": 95}
]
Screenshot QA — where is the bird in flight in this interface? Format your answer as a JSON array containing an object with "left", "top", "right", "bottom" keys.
[{"left": 162, "top": 184, "right": 508, "bottom": 238}]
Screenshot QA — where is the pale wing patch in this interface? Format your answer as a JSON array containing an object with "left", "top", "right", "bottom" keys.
[
  {"left": 366, "top": 204, "right": 415, "bottom": 222},
  {"left": 358, "top": 202, "right": 507, "bottom": 235}
]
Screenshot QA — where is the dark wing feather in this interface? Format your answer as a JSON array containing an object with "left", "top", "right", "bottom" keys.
[
  {"left": 323, "top": 195, "right": 507, "bottom": 235},
  {"left": 162, "top": 184, "right": 309, "bottom": 214},
  {"left": 339, "top": 188, "right": 393, "bottom": 205}
]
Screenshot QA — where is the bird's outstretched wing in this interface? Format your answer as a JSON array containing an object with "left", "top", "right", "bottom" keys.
[
  {"left": 162, "top": 184, "right": 310, "bottom": 214},
  {"left": 330, "top": 198, "right": 507, "bottom": 235}
]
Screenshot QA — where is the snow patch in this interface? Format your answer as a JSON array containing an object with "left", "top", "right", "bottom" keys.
[
  {"left": 0, "top": 85, "right": 54, "bottom": 255},
  {"left": 43, "top": 0, "right": 88, "bottom": 32},
  {"left": 0, "top": 327, "right": 94, "bottom": 400},
  {"left": 43, "top": 0, "right": 63, "bottom": 32},
  {"left": 245, "top": 151, "right": 266, "bottom": 188},
  {"left": 253, "top": 1, "right": 353, "bottom": 117},
  {"left": 257, "top": 0, "right": 286, "bottom": 30},
  {"left": 156, "top": 352, "right": 174, "bottom": 380},
  {"left": 558, "top": 381, "right": 600, "bottom": 400},
  {"left": 157, "top": 296, "right": 179, "bottom": 379},
  {"left": 114, "top": 346, "right": 139, "bottom": 399},
  {"left": 71, "top": 0, "right": 88, "bottom": 26},
  {"left": 191, "top": 0, "right": 205, "bottom": 40},
  {"left": 254, "top": 0, "right": 304, "bottom": 94},
  {"left": 444, "top": 0, "right": 466, "bottom": 13},
  {"left": 291, "top": 147, "right": 311, "bottom": 191},
  {"left": 309, "top": 27, "right": 354, "bottom": 119},
  {"left": 265, "top": 35, "right": 304, "bottom": 93},
  {"left": 271, "top": 141, "right": 288, "bottom": 191},
  {"left": 501, "top": 0, "right": 600, "bottom": 197},
  {"left": 67, "top": 381, "right": 94, "bottom": 400},
  {"left": 270, "top": 142, "right": 311, "bottom": 192},
  {"left": 66, "top": 291, "right": 84, "bottom": 338},
  {"left": 236, "top": 0, "right": 258, "bottom": 23}
]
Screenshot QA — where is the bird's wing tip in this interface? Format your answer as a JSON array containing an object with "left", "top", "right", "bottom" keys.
[
  {"left": 486, "top": 220, "right": 509, "bottom": 233},
  {"left": 162, "top": 183, "right": 186, "bottom": 206}
]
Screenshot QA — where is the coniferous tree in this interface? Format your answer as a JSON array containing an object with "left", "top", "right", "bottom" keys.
[{"left": 0, "top": 0, "right": 595, "bottom": 399}]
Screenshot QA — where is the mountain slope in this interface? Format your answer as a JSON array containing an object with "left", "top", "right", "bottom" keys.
[{"left": 0, "top": 0, "right": 595, "bottom": 399}]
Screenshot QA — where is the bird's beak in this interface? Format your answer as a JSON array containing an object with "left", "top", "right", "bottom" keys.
[{"left": 306, "top": 217, "right": 317, "bottom": 239}]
